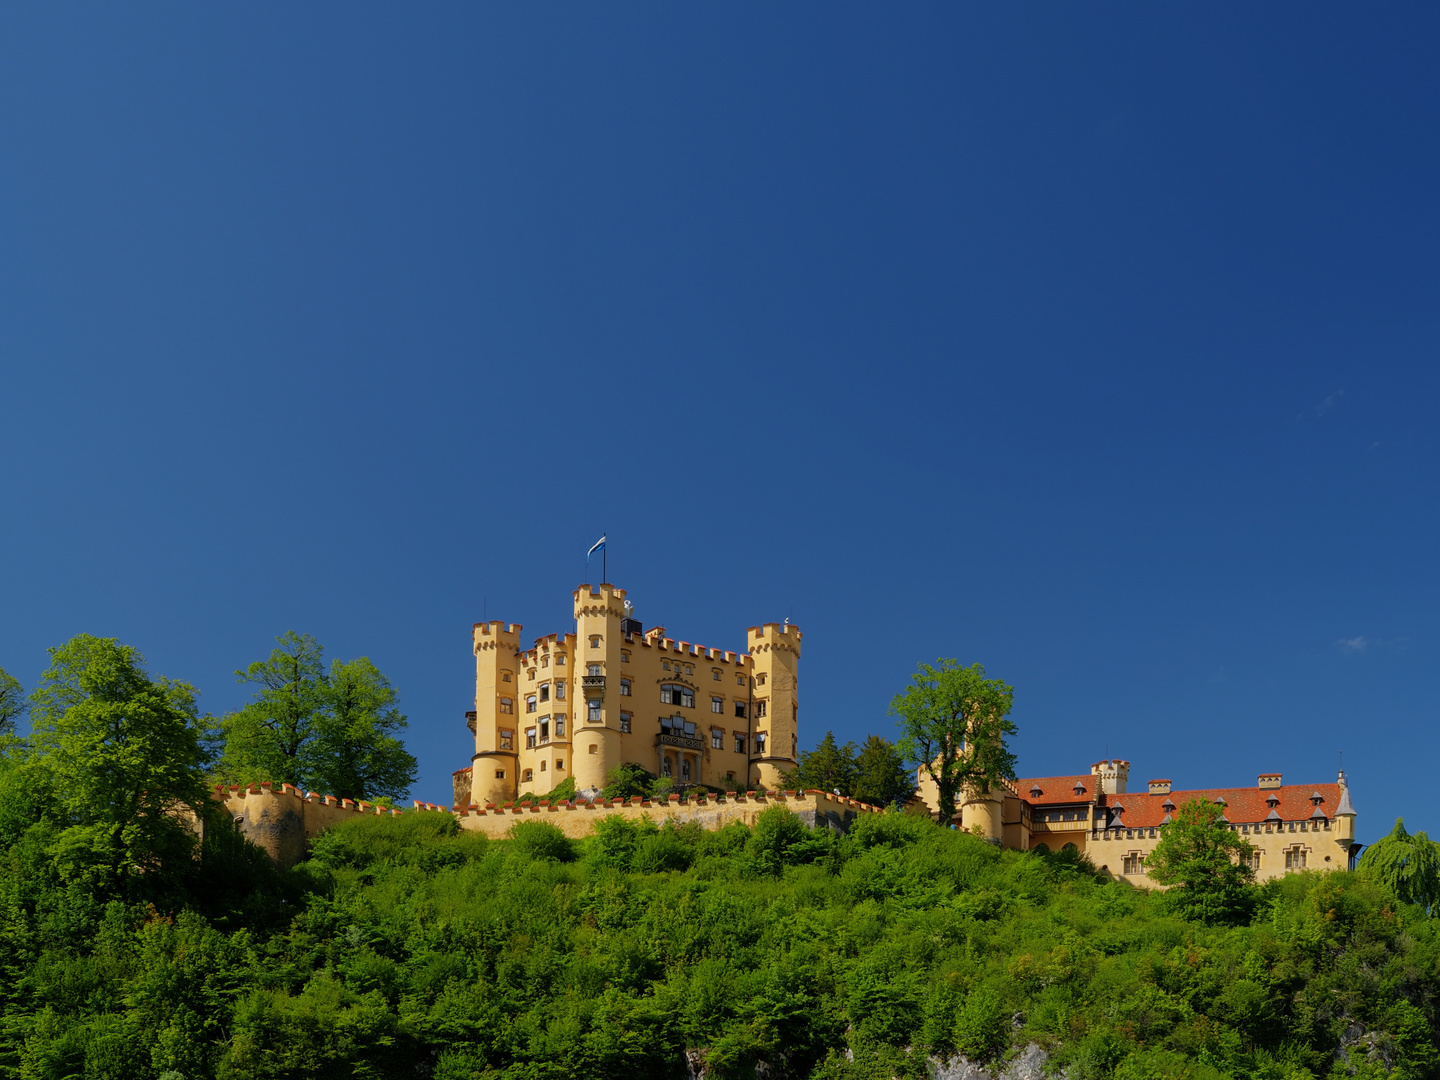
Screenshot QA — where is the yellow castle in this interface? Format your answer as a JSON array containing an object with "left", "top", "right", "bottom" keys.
[{"left": 454, "top": 583, "right": 800, "bottom": 806}]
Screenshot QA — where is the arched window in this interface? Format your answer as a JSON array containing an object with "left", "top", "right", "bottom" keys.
[
  {"left": 660, "top": 684, "right": 694, "bottom": 708},
  {"left": 681, "top": 759, "right": 692, "bottom": 781},
  {"left": 662, "top": 757, "right": 673, "bottom": 778}
]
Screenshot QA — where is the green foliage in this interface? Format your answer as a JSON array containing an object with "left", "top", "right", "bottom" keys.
[
  {"left": 26, "top": 635, "right": 211, "bottom": 897},
  {"left": 1145, "top": 797, "right": 1258, "bottom": 925},
  {"left": 852, "top": 734, "right": 915, "bottom": 808},
  {"left": 785, "top": 731, "right": 859, "bottom": 794},
  {"left": 1358, "top": 818, "right": 1440, "bottom": 915},
  {"left": 218, "top": 632, "right": 417, "bottom": 801},
  {"left": 0, "top": 666, "right": 24, "bottom": 735},
  {"left": 544, "top": 776, "right": 578, "bottom": 803},
  {"left": 506, "top": 819, "right": 576, "bottom": 862},
  {"left": 891, "top": 659, "right": 1016, "bottom": 823},
  {"left": 602, "top": 761, "right": 655, "bottom": 800}
]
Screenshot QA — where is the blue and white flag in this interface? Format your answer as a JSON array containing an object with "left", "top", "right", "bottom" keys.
[{"left": 586, "top": 535, "right": 607, "bottom": 563}]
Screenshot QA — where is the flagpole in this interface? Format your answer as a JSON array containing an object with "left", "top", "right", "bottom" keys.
[{"left": 603, "top": 532, "right": 607, "bottom": 583}]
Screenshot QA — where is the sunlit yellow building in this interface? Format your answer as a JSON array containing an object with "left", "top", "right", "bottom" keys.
[
  {"left": 454, "top": 584, "right": 800, "bottom": 806},
  {"left": 926, "top": 758, "right": 1360, "bottom": 885}
]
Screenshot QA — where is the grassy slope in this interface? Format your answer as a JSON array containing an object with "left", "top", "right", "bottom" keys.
[{"left": 1, "top": 807, "right": 1437, "bottom": 1080}]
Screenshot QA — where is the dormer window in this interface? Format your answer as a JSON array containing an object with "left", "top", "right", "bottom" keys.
[
  {"left": 1266, "top": 794, "right": 1280, "bottom": 806},
  {"left": 1162, "top": 798, "right": 1175, "bottom": 812},
  {"left": 1030, "top": 785, "right": 1043, "bottom": 798},
  {"left": 1073, "top": 782, "right": 1086, "bottom": 796}
]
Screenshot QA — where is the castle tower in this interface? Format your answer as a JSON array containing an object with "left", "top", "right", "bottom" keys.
[
  {"left": 746, "top": 622, "right": 801, "bottom": 789},
  {"left": 1091, "top": 759, "right": 1130, "bottom": 795},
  {"left": 471, "top": 621, "right": 523, "bottom": 806},
  {"left": 571, "top": 584, "right": 628, "bottom": 794}
]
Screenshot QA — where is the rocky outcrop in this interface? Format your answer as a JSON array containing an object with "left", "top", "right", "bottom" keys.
[{"left": 931, "top": 1042, "right": 1049, "bottom": 1080}]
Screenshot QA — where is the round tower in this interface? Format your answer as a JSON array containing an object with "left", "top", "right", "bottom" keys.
[
  {"left": 471, "top": 620, "right": 523, "bottom": 806},
  {"left": 571, "top": 584, "right": 628, "bottom": 796}
]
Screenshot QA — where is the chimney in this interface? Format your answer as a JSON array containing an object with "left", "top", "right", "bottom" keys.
[
  {"left": 1148, "top": 779, "right": 1171, "bottom": 795},
  {"left": 1258, "top": 773, "right": 1282, "bottom": 790}
]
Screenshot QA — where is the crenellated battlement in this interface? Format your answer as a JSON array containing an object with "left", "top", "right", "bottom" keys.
[
  {"left": 474, "top": 621, "right": 523, "bottom": 653},
  {"left": 747, "top": 623, "right": 802, "bottom": 656},
  {"left": 572, "top": 583, "right": 629, "bottom": 620}
]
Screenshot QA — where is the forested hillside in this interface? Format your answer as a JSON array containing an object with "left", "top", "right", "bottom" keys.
[{"left": 1, "top": 801, "right": 1437, "bottom": 1080}]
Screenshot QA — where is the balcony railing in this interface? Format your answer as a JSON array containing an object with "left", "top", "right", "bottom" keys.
[
  {"left": 656, "top": 732, "right": 704, "bottom": 751},
  {"left": 582, "top": 675, "right": 606, "bottom": 690}
]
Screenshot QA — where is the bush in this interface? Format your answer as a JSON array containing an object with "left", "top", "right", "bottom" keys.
[{"left": 507, "top": 819, "right": 576, "bottom": 862}]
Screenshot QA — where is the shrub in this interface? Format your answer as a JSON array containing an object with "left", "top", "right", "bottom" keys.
[{"left": 507, "top": 819, "right": 576, "bottom": 862}]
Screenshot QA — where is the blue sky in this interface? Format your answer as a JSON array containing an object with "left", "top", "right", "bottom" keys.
[{"left": 2, "top": 6, "right": 1436, "bottom": 844}]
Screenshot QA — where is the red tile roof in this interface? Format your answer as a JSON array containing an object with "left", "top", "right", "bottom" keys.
[
  {"left": 1101, "top": 783, "right": 1342, "bottom": 828},
  {"left": 1015, "top": 775, "right": 1096, "bottom": 805}
]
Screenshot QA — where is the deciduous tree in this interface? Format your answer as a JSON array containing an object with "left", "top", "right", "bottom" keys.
[
  {"left": 218, "top": 633, "right": 416, "bottom": 801},
  {"left": 0, "top": 666, "right": 24, "bottom": 736},
  {"left": 891, "top": 660, "right": 1016, "bottom": 824},
  {"left": 1144, "top": 797, "right": 1256, "bottom": 925},
  {"left": 1358, "top": 818, "right": 1440, "bottom": 915},
  {"left": 26, "top": 635, "right": 209, "bottom": 891}
]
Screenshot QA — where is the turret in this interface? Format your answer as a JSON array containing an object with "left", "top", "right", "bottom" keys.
[
  {"left": 1334, "top": 769, "right": 1356, "bottom": 844},
  {"left": 746, "top": 622, "right": 801, "bottom": 789},
  {"left": 571, "top": 584, "right": 628, "bottom": 794},
  {"left": 1091, "top": 759, "right": 1130, "bottom": 795},
  {"left": 471, "top": 621, "right": 523, "bottom": 805}
]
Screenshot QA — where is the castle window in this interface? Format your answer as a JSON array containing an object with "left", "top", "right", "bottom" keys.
[
  {"left": 523, "top": 769, "right": 533, "bottom": 782},
  {"left": 713, "top": 669, "right": 721, "bottom": 681},
  {"left": 555, "top": 681, "right": 565, "bottom": 699},
  {"left": 526, "top": 728, "right": 536, "bottom": 749},
  {"left": 734, "top": 734, "right": 746, "bottom": 753},
  {"left": 620, "top": 712, "right": 632, "bottom": 733},
  {"left": 757, "top": 673, "right": 766, "bottom": 686},
  {"left": 588, "top": 664, "right": 602, "bottom": 677},
  {"left": 620, "top": 679, "right": 632, "bottom": 696},
  {"left": 555, "top": 718, "right": 565, "bottom": 738},
  {"left": 502, "top": 671, "right": 512, "bottom": 682},
  {"left": 1122, "top": 853, "right": 1144, "bottom": 875},
  {"left": 539, "top": 684, "right": 550, "bottom": 702},
  {"left": 660, "top": 685, "right": 694, "bottom": 708},
  {"left": 622, "top": 651, "right": 630, "bottom": 663},
  {"left": 737, "top": 675, "right": 744, "bottom": 686},
  {"left": 588, "top": 699, "right": 601, "bottom": 723},
  {"left": 588, "top": 744, "right": 597, "bottom": 754},
  {"left": 685, "top": 664, "right": 694, "bottom": 675},
  {"left": 499, "top": 730, "right": 514, "bottom": 751},
  {"left": 754, "top": 732, "right": 767, "bottom": 754},
  {"left": 555, "top": 654, "right": 565, "bottom": 666},
  {"left": 528, "top": 669, "right": 536, "bottom": 680},
  {"left": 726, "top": 771, "right": 735, "bottom": 781},
  {"left": 662, "top": 757, "right": 672, "bottom": 777},
  {"left": 555, "top": 759, "right": 564, "bottom": 771},
  {"left": 663, "top": 661, "right": 671, "bottom": 670},
  {"left": 735, "top": 702, "right": 747, "bottom": 719},
  {"left": 539, "top": 720, "right": 549, "bottom": 741},
  {"left": 540, "top": 761, "right": 547, "bottom": 771},
  {"left": 1285, "top": 847, "right": 1307, "bottom": 870},
  {"left": 526, "top": 695, "right": 537, "bottom": 713},
  {"left": 589, "top": 635, "right": 602, "bottom": 648},
  {"left": 500, "top": 698, "right": 514, "bottom": 714},
  {"left": 495, "top": 770, "right": 506, "bottom": 779},
  {"left": 681, "top": 759, "right": 692, "bottom": 781},
  {"left": 711, "top": 728, "right": 723, "bottom": 749},
  {"left": 711, "top": 696, "right": 723, "bottom": 714},
  {"left": 541, "top": 657, "right": 548, "bottom": 668},
  {"left": 755, "top": 700, "right": 768, "bottom": 718}
]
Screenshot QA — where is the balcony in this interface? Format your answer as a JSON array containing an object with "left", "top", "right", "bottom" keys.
[
  {"left": 582, "top": 675, "right": 606, "bottom": 690},
  {"left": 656, "top": 732, "right": 704, "bottom": 752}
]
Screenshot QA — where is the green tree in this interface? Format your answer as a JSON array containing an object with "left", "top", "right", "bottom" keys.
[
  {"left": 0, "top": 666, "right": 24, "bottom": 736},
  {"left": 26, "top": 635, "right": 209, "bottom": 891},
  {"left": 310, "top": 657, "right": 417, "bottom": 802},
  {"left": 1358, "top": 818, "right": 1440, "bottom": 914},
  {"left": 218, "top": 633, "right": 416, "bottom": 800},
  {"left": 851, "top": 735, "right": 914, "bottom": 808},
  {"left": 602, "top": 762, "right": 655, "bottom": 800},
  {"left": 1144, "top": 797, "right": 1257, "bottom": 925},
  {"left": 891, "top": 660, "right": 1016, "bottom": 824},
  {"left": 783, "top": 731, "right": 857, "bottom": 794},
  {"left": 218, "top": 631, "right": 328, "bottom": 790}
]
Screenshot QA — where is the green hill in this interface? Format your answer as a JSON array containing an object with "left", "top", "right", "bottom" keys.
[{"left": 1, "top": 804, "right": 1436, "bottom": 1080}]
